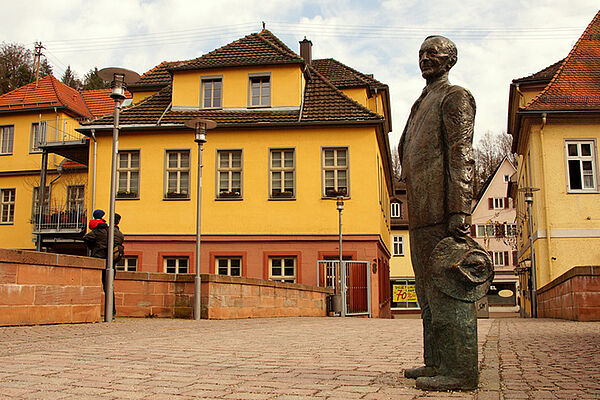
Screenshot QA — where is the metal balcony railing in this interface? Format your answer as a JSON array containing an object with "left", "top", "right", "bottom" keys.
[
  {"left": 36, "top": 118, "right": 87, "bottom": 147},
  {"left": 32, "top": 205, "right": 87, "bottom": 233}
]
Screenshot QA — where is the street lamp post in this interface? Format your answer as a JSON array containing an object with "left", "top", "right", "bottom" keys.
[
  {"left": 522, "top": 187, "right": 539, "bottom": 318},
  {"left": 184, "top": 119, "right": 217, "bottom": 321},
  {"left": 98, "top": 67, "right": 139, "bottom": 323},
  {"left": 337, "top": 196, "right": 345, "bottom": 317}
]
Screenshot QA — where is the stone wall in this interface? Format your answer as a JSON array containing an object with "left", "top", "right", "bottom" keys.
[
  {"left": 537, "top": 266, "right": 600, "bottom": 321},
  {"left": 114, "top": 272, "right": 331, "bottom": 319},
  {"left": 0, "top": 249, "right": 104, "bottom": 326}
]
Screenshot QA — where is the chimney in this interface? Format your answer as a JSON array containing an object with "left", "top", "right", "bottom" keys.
[{"left": 299, "top": 37, "right": 312, "bottom": 66}]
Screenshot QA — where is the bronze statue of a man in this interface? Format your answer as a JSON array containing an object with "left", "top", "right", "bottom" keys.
[{"left": 398, "top": 35, "right": 493, "bottom": 391}]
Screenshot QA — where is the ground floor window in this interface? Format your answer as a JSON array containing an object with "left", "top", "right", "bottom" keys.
[
  {"left": 1, "top": 188, "right": 16, "bottom": 224},
  {"left": 116, "top": 256, "right": 137, "bottom": 272},
  {"left": 164, "top": 257, "right": 189, "bottom": 274},
  {"left": 487, "top": 281, "right": 518, "bottom": 307},
  {"left": 269, "top": 256, "right": 296, "bottom": 283},
  {"left": 216, "top": 257, "right": 242, "bottom": 276},
  {"left": 390, "top": 279, "right": 419, "bottom": 309}
]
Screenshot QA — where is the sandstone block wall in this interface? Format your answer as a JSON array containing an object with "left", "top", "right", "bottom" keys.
[
  {"left": 537, "top": 266, "right": 600, "bottom": 321},
  {"left": 0, "top": 249, "right": 104, "bottom": 326}
]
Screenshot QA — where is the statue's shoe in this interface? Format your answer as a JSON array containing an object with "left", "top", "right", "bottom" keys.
[
  {"left": 416, "top": 375, "right": 477, "bottom": 391},
  {"left": 404, "top": 366, "right": 438, "bottom": 379}
]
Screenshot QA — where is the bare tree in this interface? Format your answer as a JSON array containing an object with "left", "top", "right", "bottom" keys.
[
  {"left": 391, "top": 146, "right": 401, "bottom": 182},
  {"left": 473, "top": 131, "right": 514, "bottom": 195}
]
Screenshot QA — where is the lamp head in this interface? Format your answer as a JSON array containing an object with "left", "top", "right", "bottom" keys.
[
  {"left": 184, "top": 119, "right": 217, "bottom": 143},
  {"left": 336, "top": 196, "right": 344, "bottom": 210},
  {"left": 98, "top": 67, "right": 140, "bottom": 100}
]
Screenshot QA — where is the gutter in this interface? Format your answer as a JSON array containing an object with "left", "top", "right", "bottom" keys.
[{"left": 77, "top": 119, "right": 385, "bottom": 134}]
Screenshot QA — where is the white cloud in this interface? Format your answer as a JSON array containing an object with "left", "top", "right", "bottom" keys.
[{"left": 2, "top": 0, "right": 598, "bottom": 147}]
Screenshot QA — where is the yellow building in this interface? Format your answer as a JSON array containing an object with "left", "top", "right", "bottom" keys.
[
  {"left": 78, "top": 31, "right": 395, "bottom": 317},
  {"left": 0, "top": 75, "right": 99, "bottom": 252},
  {"left": 389, "top": 180, "right": 417, "bottom": 315},
  {"left": 508, "top": 11, "right": 600, "bottom": 320}
]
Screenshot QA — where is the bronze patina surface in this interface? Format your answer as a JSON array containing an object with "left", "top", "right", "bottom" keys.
[{"left": 398, "top": 35, "right": 493, "bottom": 391}]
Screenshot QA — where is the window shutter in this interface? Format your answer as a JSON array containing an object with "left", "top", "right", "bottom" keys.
[
  {"left": 512, "top": 251, "right": 518, "bottom": 266},
  {"left": 470, "top": 224, "right": 476, "bottom": 236},
  {"left": 504, "top": 197, "right": 509, "bottom": 209},
  {"left": 488, "top": 198, "right": 493, "bottom": 209},
  {"left": 504, "top": 251, "right": 509, "bottom": 264}
]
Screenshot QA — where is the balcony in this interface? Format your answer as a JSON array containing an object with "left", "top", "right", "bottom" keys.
[
  {"left": 32, "top": 206, "right": 87, "bottom": 234},
  {"left": 36, "top": 119, "right": 89, "bottom": 165}
]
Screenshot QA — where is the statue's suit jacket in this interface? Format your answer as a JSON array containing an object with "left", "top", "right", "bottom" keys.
[{"left": 398, "top": 79, "right": 475, "bottom": 230}]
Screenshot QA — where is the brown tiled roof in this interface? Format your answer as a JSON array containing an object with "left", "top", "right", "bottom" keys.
[
  {"left": 80, "top": 88, "right": 131, "bottom": 117},
  {"left": 524, "top": 11, "right": 600, "bottom": 111},
  {"left": 128, "top": 61, "right": 185, "bottom": 91},
  {"left": 512, "top": 59, "right": 565, "bottom": 84},
  {"left": 83, "top": 66, "right": 381, "bottom": 127},
  {"left": 312, "top": 58, "right": 387, "bottom": 90},
  {"left": 0, "top": 75, "right": 92, "bottom": 118},
  {"left": 170, "top": 29, "right": 303, "bottom": 71}
]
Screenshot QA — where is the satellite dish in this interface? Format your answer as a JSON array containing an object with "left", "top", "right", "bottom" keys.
[
  {"left": 98, "top": 67, "right": 140, "bottom": 84},
  {"left": 184, "top": 119, "right": 217, "bottom": 130}
]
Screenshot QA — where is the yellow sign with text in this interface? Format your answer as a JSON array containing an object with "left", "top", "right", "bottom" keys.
[{"left": 393, "top": 284, "right": 418, "bottom": 302}]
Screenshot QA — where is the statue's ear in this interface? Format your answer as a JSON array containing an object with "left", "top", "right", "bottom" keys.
[{"left": 446, "top": 56, "right": 457, "bottom": 71}]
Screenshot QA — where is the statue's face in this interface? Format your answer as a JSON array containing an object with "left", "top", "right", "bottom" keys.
[{"left": 419, "top": 37, "right": 453, "bottom": 80}]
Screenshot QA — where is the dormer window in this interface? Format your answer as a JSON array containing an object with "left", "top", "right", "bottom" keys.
[
  {"left": 201, "top": 77, "right": 222, "bottom": 109},
  {"left": 248, "top": 73, "right": 270, "bottom": 107}
]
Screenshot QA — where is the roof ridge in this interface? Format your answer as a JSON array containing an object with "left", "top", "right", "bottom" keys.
[
  {"left": 303, "top": 66, "right": 382, "bottom": 121},
  {"left": 257, "top": 30, "right": 301, "bottom": 59},
  {"left": 524, "top": 10, "right": 600, "bottom": 110},
  {"left": 53, "top": 75, "right": 93, "bottom": 118}
]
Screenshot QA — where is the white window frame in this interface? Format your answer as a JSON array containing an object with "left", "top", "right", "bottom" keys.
[
  {"left": 0, "top": 125, "right": 14, "bottom": 155},
  {"left": 565, "top": 139, "right": 598, "bottom": 192},
  {"left": 493, "top": 197, "right": 505, "bottom": 209},
  {"left": 117, "top": 150, "right": 140, "bottom": 198},
  {"left": 216, "top": 257, "right": 242, "bottom": 277},
  {"left": 391, "top": 202, "right": 401, "bottom": 218},
  {"left": 1, "top": 188, "right": 16, "bottom": 224},
  {"left": 164, "top": 257, "right": 189, "bottom": 274},
  {"left": 67, "top": 185, "right": 85, "bottom": 212},
  {"left": 31, "top": 186, "right": 50, "bottom": 219},
  {"left": 201, "top": 76, "right": 222, "bottom": 109},
  {"left": 30, "top": 121, "right": 47, "bottom": 153},
  {"left": 217, "top": 150, "right": 242, "bottom": 199},
  {"left": 269, "top": 256, "right": 296, "bottom": 283},
  {"left": 248, "top": 73, "right": 271, "bottom": 107},
  {"left": 505, "top": 223, "right": 517, "bottom": 237},
  {"left": 322, "top": 147, "right": 349, "bottom": 198},
  {"left": 393, "top": 235, "right": 405, "bottom": 256},
  {"left": 165, "top": 150, "right": 190, "bottom": 199},
  {"left": 116, "top": 256, "right": 138, "bottom": 272},
  {"left": 477, "top": 224, "right": 495, "bottom": 238},
  {"left": 269, "top": 148, "right": 295, "bottom": 199},
  {"left": 492, "top": 252, "right": 506, "bottom": 267}
]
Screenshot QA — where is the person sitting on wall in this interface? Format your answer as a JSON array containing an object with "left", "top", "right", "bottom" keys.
[{"left": 89, "top": 209, "right": 107, "bottom": 230}]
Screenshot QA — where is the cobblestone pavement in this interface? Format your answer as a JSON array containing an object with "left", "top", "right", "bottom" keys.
[{"left": 0, "top": 317, "right": 598, "bottom": 399}]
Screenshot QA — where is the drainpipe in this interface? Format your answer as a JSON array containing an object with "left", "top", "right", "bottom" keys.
[
  {"left": 91, "top": 129, "right": 97, "bottom": 212},
  {"left": 538, "top": 113, "right": 553, "bottom": 284},
  {"left": 36, "top": 150, "right": 48, "bottom": 251}
]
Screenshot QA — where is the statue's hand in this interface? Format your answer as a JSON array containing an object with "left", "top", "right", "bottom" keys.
[{"left": 447, "top": 213, "right": 469, "bottom": 241}]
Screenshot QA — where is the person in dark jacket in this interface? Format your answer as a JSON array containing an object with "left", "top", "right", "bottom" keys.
[{"left": 83, "top": 211, "right": 124, "bottom": 317}]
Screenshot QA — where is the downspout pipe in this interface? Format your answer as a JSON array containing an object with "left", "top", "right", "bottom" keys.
[
  {"left": 538, "top": 113, "right": 553, "bottom": 285},
  {"left": 91, "top": 129, "right": 97, "bottom": 212}
]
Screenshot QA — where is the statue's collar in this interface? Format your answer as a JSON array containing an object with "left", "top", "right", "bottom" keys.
[{"left": 424, "top": 78, "right": 450, "bottom": 94}]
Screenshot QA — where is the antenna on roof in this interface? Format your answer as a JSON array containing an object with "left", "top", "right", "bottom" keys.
[{"left": 33, "top": 42, "right": 45, "bottom": 88}]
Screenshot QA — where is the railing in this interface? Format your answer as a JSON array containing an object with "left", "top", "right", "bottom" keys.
[
  {"left": 37, "top": 118, "right": 87, "bottom": 146},
  {"left": 32, "top": 206, "right": 87, "bottom": 233}
]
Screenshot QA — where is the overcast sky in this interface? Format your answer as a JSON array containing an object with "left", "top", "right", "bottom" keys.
[{"left": 2, "top": 1, "right": 598, "bottom": 147}]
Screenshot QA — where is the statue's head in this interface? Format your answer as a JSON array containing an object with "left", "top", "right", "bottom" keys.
[{"left": 419, "top": 36, "right": 457, "bottom": 81}]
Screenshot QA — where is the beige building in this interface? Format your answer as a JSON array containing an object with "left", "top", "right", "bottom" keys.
[{"left": 470, "top": 157, "right": 519, "bottom": 313}]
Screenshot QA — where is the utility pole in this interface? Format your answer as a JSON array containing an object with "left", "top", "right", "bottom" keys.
[{"left": 33, "top": 42, "right": 44, "bottom": 88}]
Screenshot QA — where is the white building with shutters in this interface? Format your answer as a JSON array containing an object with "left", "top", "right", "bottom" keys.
[{"left": 470, "top": 157, "right": 519, "bottom": 314}]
